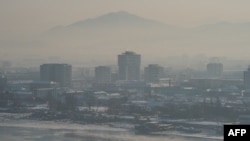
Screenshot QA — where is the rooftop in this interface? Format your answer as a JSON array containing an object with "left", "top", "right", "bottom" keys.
[{"left": 121, "top": 51, "right": 139, "bottom": 55}]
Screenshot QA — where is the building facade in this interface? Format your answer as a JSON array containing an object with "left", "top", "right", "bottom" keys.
[
  {"left": 206, "top": 63, "right": 223, "bottom": 78},
  {"left": 40, "top": 64, "right": 72, "bottom": 87},
  {"left": 144, "top": 64, "right": 164, "bottom": 83},
  {"left": 118, "top": 51, "right": 141, "bottom": 80},
  {"left": 95, "top": 66, "right": 112, "bottom": 84}
]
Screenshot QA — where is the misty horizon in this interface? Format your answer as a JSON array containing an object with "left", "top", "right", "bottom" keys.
[
  {"left": 2, "top": 2, "right": 250, "bottom": 141},
  {"left": 1, "top": 1, "right": 250, "bottom": 68}
]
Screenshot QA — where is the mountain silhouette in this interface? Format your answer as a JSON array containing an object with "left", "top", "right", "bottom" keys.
[
  {"left": 37, "top": 11, "right": 250, "bottom": 62},
  {"left": 69, "top": 11, "right": 168, "bottom": 27}
]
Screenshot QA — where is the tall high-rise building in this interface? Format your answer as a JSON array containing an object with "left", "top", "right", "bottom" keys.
[
  {"left": 95, "top": 66, "right": 111, "bottom": 84},
  {"left": 206, "top": 63, "right": 223, "bottom": 78},
  {"left": 144, "top": 64, "right": 164, "bottom": 83},
  {"left": 244, "top": 66, "right": 250, "bottom": 89},
  {"left": 118, "top": 51, "right": 141, "bottom": 80},
  {"left": 40, "top": 64, "right": 72, "bottom": 87}
]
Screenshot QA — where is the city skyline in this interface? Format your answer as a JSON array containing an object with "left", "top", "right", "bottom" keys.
[{"left": 1, "top": 2, "right": 250, "bottom": 140}]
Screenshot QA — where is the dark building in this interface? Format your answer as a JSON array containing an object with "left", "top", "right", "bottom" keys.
[
  {"left": 40, "top": 64, "right": 72, "bottom": 87},
  {"left": 95, "top": 66, "right": 112, "bottom": 84},
  {"left": 111, "top": 72, "right": 119, "bottom": 82},
  {"left": 118, "top": 51, "right": 141, "bottom": 80},
  {"left": 244, "top": 66, "right": 250, "bottom": 89},
  {"left": 206, "top": 63, "right": 223, "bottom": 78},
  {"left": 144, "top": 64, "right": 164, "bottom": 83}
]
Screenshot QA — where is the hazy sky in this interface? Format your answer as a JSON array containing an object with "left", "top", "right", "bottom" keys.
[
  {"left": 1, "top": 0, "right": 250, "bottom": 67},
  {"left": 1, "top": 0, "right": 250, "bottom": 38}
]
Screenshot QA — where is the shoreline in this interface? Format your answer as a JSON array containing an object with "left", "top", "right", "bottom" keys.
[{"left": 0, "top": 113, "right": 223, "bottom": 141}]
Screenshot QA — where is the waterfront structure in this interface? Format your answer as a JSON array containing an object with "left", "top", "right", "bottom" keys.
[
  {"left": 118, "top": 51, "right": 141, "bottom": 80},
  {"left": 144, "top": 64, "right": 164, "bottom": 83},
  {"left": 40, "top": 64, "right": 72, "bottom": 87}
]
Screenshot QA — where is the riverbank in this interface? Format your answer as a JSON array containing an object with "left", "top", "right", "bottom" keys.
[{"left": 0, "top": 113, "right": 223, "bottom": 141}]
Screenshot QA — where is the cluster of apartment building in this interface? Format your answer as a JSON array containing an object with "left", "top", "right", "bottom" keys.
[{"left": 1, "top": 51, "right": 250, "bottom": 109}]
